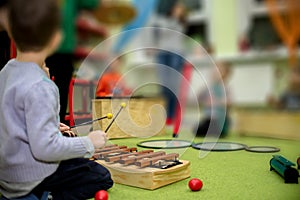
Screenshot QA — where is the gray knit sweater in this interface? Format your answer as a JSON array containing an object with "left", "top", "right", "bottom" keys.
[{"left": 0, "top": 59, "right": 94, "bottom": 184}]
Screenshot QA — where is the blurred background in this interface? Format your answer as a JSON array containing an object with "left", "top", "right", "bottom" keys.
[{"left": 44, "top": 0, "right": 300, "bottom": 139}]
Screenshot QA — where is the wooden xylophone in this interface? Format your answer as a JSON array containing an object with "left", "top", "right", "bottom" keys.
[{"left": 93, "top": 144, "right": 190, "bottom": 190}]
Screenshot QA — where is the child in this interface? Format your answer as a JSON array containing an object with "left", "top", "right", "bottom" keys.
[
  {"left": 268, "top": 66, "right": 300, "bottom": 111},
  {"left": 96, "top": 57, "right": 131, "bottom": 97},
  {"left": 195, "top": 61, "right": 232, "bottom": 137},
  {"left": 0, "top": 0, "right": 113, "bottom": 199}
]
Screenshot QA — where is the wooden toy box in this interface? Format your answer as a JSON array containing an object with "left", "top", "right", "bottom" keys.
[{"left": 92, "top": 97, "right": 166, "bottom": 138}]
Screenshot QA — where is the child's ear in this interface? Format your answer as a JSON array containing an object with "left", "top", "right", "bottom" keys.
[{"left": 48, "top": 30, "right": 62, "bottom": 55}]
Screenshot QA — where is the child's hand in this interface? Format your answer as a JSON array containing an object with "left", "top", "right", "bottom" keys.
[
  {"left": 59, "top": 123, "right": 77, "bottom": 137},
  {"left": 62, "top": 130, "right": 77, "bottom": 137},
  {"left": 87, "top": 130, "right": 107, "bottom": 149},
  {"left": 59, "top": 123, "right": 70, "bottom": 132}
]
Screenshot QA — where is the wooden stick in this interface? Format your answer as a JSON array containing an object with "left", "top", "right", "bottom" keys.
[
  {"left": 105, "top": 103, "right": 126, "bottom": 132},
  {"left": 70, "top": 113, "right": 113, "bottom": 128}
]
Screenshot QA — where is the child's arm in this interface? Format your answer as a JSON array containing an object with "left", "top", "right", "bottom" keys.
[
  {"left": 59, "top": 123, "right": 78, "bottom": 137},
  {"left": 25, "top": 80, "right": 106, "bottom": 162},
  {"left": 59, "top": 123, "right": 70, "bottom": 132}
]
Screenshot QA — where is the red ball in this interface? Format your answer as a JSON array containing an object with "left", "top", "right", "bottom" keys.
[
  {"left": 95, "top": 190, "right": 108, "bottom": 200},
  {"left": 188, "top": 178, "right": 203, "bottom": 191}
]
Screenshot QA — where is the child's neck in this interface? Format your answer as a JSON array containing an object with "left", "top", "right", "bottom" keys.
[{"left": 16, "top": 51, "right": 47, "bottom": 68}]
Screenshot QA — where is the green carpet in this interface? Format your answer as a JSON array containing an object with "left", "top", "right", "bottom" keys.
[{"left": 101, "top": 131, "right": 300, "bottom": 200}]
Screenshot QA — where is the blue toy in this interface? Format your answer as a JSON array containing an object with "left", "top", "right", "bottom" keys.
[{"left": 270, "top": 155, "right": 299, "bottom": 184}]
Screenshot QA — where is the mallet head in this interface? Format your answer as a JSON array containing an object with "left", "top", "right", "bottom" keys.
[
  {"left": 107, "top": 113, "right": 113, "bottom": 119},
  {"left": 121, "top": 102, "right": 126, "bottom": 108}
]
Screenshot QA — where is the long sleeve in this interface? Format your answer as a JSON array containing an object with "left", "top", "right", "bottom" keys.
[
  {"left": 0, "top": 60, "right": 97, "bottom": 182},
  {"left": 25, "top": 80, "right": 94, "bottom": 162}
]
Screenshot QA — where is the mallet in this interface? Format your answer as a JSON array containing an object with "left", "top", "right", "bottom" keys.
[
  {"left": 105, "top": 102, "right": 126, "bottom": 132},
  {"left": 70, "top": 113, "right": 113, "bottom": 128}
]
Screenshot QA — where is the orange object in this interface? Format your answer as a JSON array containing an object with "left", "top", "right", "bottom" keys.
[
  {"left": 96, "top": 72, "right": 130, "bottom": 97},
  {"left": 266, "top": 0, "right": 300, "bottom": 67}
]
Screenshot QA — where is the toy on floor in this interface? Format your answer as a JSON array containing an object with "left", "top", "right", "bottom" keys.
[
  {"left": 94, "top": 190, "right": 108, "bottom": 200},
  {"left": 93, "top": 144, "right": 190, "bottom": 190},
  {"left": 270, "top": 155, "right": 299, "bottom": 183},
  {"left": 188, "top": 178, "right": 203, "bottom": 191}
]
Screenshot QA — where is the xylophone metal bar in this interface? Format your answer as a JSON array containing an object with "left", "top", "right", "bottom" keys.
[
  {"left": 94, "top": 145, "right": 127, "bottom": 153},
  {"left": 94, "top": 146, "right": 183, "bottom": 169},
  {"left": 94, "top": 147, "right": 137, "bottom": 160},
  {"left": 120, "top": 151, "right": 166, "bottom": 165},
  {"left": 105, "top": 150, "right": 154, "bottom": 162},
  {"left": 135, "top": 153, "right": 179, "bottom": 168}
]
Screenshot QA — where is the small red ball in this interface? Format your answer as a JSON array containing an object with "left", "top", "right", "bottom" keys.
[
  {"left": 188, "top": 178, "right": 203, "bottom": 191},
  {"left": 95, "top": 190, "right": 108, "bottom": 200}
]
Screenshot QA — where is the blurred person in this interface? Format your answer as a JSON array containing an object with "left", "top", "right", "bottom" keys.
[
  {"left": 150, "top": 0, "right": 187, "bottom": 125},
  {"left": 194, "top": 61, "right": 233, "bottom": 137},
  {"left": 268, "top": 66, "right": 300, "bottom": 111},
  {"left": 0, "top": 0, "right": 112, "bottom": 198},
  {"left": 46, "top": 0, "right": 100, "bottom": 125},
  {"left": 112, "top": 0, "right": 158, "bottom": 53},
  {"left": 96, "top": 57, "right": 131, "bottom": 97}
]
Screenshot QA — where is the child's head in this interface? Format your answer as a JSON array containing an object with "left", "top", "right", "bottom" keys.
[
  {"left": 8, "top": 0, "right": 61, "bottom": 54},
  {"left": 171, "top": 1, "right": 187, "bottom": 24}
]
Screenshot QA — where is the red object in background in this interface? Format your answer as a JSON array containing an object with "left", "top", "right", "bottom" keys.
[
  {"left": 188, "top": 178, "right": 203, "bottom": 191},
  {"left": 76, "top": 17, "right": 107, "bottom": 37},
  {"left": 238, "top": 35, "right": 250, "bottom": 52},
  {"left": 173, "top": 62, "right": 193, "bottom": 137},
  {"left": 94, "top": 190, "right": 108, "bottom": 200},
  {"left": 10, "top": 41, "right": 17, "bottom": 58},
  {"left": 65, "top": 78, "right": 96, "bottom": 126}
]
